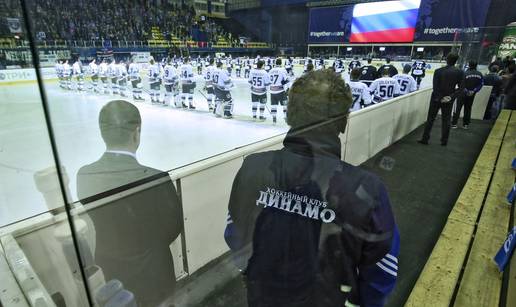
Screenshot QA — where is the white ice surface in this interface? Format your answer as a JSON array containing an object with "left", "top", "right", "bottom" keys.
[{"left": 0, "top": 65, "right": 432, "bottom": 227}]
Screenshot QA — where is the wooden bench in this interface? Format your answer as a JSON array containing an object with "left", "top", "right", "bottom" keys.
[{"left": 406, "top": 110, "right": 516, "bottom": 307}]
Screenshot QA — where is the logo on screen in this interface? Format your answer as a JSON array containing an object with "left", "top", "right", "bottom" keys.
[{"left": 350, "top": 0, "right": 421, "bottom": 43}]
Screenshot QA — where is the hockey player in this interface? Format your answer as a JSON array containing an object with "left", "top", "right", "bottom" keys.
[
  {"left": 303, "top": 58, "right": 313, "bottom": 73},
  {"left": 180, "top": 57, "right": 196, "bottom": 109},
  {"left": 377, "top": 58, "right": 398, "bottom": 78},
  {"left": 117, "top": 60, "right": 128, "bottom": 97},
  {"left": 248, "top": 60, "right": 271, "bottom": 121},
  {"left": 163, "top": 58, "right": 179, "bottom": 106},
  {"left": 128, "top": 58, "right": 144, "bottom": 101},
  {"left": 411, "top": 56, "right": 427, "bottom": 90},
  {"left": 55, "top": 60, "right": 65, "bottom": 89},
  {"left": 285, "top": 57, "right": 294, "bottom": 77},
  {"left": 226, "top": 56, "right": 233, "bottom": 76},
  {"left": 235, "top": 57, "right": 242, "bottom": 78},
  {"left": 62, "top": 60, "right": 73, "bottom": 90},
  {"left": 269, "top": 58, "right": 291, "bottom": 123},
  {"left": 197, "top": 55, "right": 203, "bottom": 75},
  {"left": 148, "top": 57, "right": 162, "bottom": 103},
  {"left": 213, "top": 61, "right": 234, "bottom": 118},
  {"left": 348, "top": 56, "right": 362, "bottom": 74},
  {"left": 264, "top": 58, "right": 272, "bottom": 73},
  {"left": 333, "top": 58, "right": 345, "bottom": 76},
  {"left": 204, "top": 58, "right": 217, "bottom": 111},
  {"left": 369, "top": 69, "right": 401, "bottom": 102},
  {"left": 393, "top": 64, "right": 418, "bottom": 96},
  {"left": 359, "top": 58, "right": 378, "bottom": 87},
  {"left": 349, "top": 68, "right": 372, "bottom": 111},
  {"left": 99, "top": 59, "right": 109, "bottom": 94},
  {"left": 88, "top": 59, "right": 99, "bottom": 93},
  {"left": 108, "top": 59, "right": 119, "bottom": 95},
  {"left": 244, "top": 57, "right": 252, "bottom": 79},
  {"left": 315, "top": 57, "right": 325, "bottom": 70}
]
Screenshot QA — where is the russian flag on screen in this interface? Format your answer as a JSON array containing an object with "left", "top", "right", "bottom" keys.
[{"left": 350, "top": 0, "right": 421, "bottom": 43}]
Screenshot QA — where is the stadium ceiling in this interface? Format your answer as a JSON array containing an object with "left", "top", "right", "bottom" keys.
[{"left": 307, "top": 0, "right": 390, "bottom": 7}]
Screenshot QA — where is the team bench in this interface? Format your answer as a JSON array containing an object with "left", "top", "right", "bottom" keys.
[{"left": 406, "top": 110, "right": 516, "bottom": 307}]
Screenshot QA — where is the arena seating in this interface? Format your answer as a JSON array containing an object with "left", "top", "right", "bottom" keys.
[{"left": 406, "top": 110, "right": 516, "bottom": 306}]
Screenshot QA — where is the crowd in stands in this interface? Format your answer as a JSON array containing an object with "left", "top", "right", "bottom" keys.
[{"left": 2, "top": 0, "right": 244, "bottom": 46}]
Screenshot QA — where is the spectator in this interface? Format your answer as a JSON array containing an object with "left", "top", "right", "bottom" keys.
[{"left": 225, "top": 69, "right": 399, "bottom": 307}]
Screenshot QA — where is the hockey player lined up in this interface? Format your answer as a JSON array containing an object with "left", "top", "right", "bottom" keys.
[
  {"left": 62, "top": 60, "right": 72, "bottom": 90},
  {"left": 303, "top": 58, "right": 313, "bottom": 73},
  {"left": 269, "top": 58, "right": 291, "bottom": 124},
  {"left": 349, "top": 68, "right": 372, "bottom": 111},
  {"left": 99, "top": 59, "right": 109, "bottom": 94},
  {"left": 359, "top": 58, "right": 377, "bottom": 87},
  {"left": 333, "top": 58, "right": 345, "bottom": 75},
  {"left": 369, "top": 69, "right": 401, "bottom": 102},
  {"left": 117, "top": 60, "right": 128, "bottom": 97},
  {"left": 163, "top": 58, "right": 179, "bottom": 107},
  {"left": 249, "top": 60, "right": 271, "bottom": 121},
  {"left": 393, "top": 64, "right": 418, "bottom": 96},
  {"left": 180, "top": 57, "right": 196, "bottom": 109},
  {"left": 348, "top": 56, "right": 362, "bottom": 74},
  {"left": 213, "top": 61, "right": 234, "bottom": 118},
  {"left": 148, "top": 57, "right": 162, "bottom": 103},
  {"left": 196, "top": 56, "right": 203, "bottom": 75},
  {"left": 88, "top": 59, "right": 99, "bottom": 93},
  {"left": 235, "top": 58, "right": 242, "bottom": 78},
  {"left": 204, "top": 58, "right": 217, "bottom": 112},
  {"left": 315, "top": 57, "right": 325, "bottom": 70},
  {"left": 226, "top": 56, "right": 233, "bottom": 76},
  {"left": 128, "top": 58, "right": 144, "bottom": 101},
  {"left": 244, "top": 57, "right": 252, "bottom": 79},
  {"left": 377, "top": 58, "right": 399, "bottom": 78},
  {"left": 55, "top": 60, "right": 65, "bottom": 89},
  {"left": 264, "top": 58, "right": 272, "bottom": 73},
  {"left": 411, "top": 56, "right": 427, "bottom": 90},
  {"left": 108, "top": 59, "right": 119, "bottom": 95},
  {"left": 285, "top": 57, "right": 294, "bottom": 77}
]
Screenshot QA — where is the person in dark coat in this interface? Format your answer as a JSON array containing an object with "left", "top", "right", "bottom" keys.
[
  {"left": 224, "top": 70, "right": 399, "bottom": 307},
  {"left": 419, "top": 53, "right": 463, "bottom": 146},
  {"left": 77, "top": 100, "right": 183, "bottom": 306}
]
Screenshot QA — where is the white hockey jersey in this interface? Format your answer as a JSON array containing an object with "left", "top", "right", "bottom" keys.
[
  {"left": 128, "top": 63, "right": 140, "bottom": 80},
  {"left": 214, "top": 68, "right": 232, "bottom": 91},
  {"left": 148, "top": 63, "right": 161, "bottom": 83},
  {"left": 55, "top": 63, "right": 63, "bottom": 77},
  {"left": 108, "top": 62, "right": 117, "bottom": 78},
  {"left": 117, "top": 63, "right": 127, "bottom": 79},
  {"left": 163, "top": 64, "right": 178, "bottom": 85},
  {"left": 369, "top": 77, "right": 401, "bottom": 101},
  {"left": 349, "top": 81, "right": 372, "bottom": 111},
  {"left": 99, "top": 62, "right": 108, "bottom": 78},
  {"left": 393, "top": 74, "right": 417, "bottom": 95},
  {"left": 180, "top": 64, "right": 194, "bottom": 84},
  {"left": 268, "top": 67, "right": 290, "bottom": 94},
  {"left": 89, "top": 62, "right": 98, "bottom": 76},
  {"left": 204, "top": 65, "right": 217, "bottom": 88},
  {"left": 72, "top": 62, "right": 82, "bottom": 75},
  {"left": 248, "top": 69, "right": 270, "bottom": 95}
]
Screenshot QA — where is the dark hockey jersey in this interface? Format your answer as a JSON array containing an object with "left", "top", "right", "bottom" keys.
[
  {"left": 225, "top": 130, "right": 399, "bottom": 307},
  {"left": 360, "top": 65, "right": 378, "bottom": 81}
]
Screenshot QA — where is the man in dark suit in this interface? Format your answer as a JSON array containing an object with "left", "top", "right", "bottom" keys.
[
  {"left": 77, "top": 100, "right": 182, "bottom": 306},
  {"left": 419, "top": 53, "right": 463, "bottom": 146}
]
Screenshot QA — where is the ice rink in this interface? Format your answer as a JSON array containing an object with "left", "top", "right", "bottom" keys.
[{"left": 0, "top": 63, "right": 434, "bottom": 227}]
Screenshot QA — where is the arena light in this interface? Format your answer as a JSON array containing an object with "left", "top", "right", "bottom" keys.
[
  {"left": 379, "top": 47, "right": 386, "bottom": 51},
  {"left": 417, "top": 47, "right": 424, "bottom": 52},
  {"left": 347, "top": 47, "right": 353, "bottom": 51}
]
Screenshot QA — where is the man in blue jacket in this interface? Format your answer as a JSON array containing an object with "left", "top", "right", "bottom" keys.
[{"left": 224, "top": 69, "right": 400, "bottom": 307}]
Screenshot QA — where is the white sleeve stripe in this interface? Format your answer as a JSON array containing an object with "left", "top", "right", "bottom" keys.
[
  {"left": 226, "top": 219, "right": 233, "bottom": 225},
  {"left": 376, "top": 262, "right": 397, "bottom": 277},
  {"left": 386, "top": 254, "right": 398, "bottom": 263},
  {"left": 381, "top": 258, "right": 398, "bottom": 271}
]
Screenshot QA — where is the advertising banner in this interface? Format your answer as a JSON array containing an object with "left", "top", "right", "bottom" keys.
[
  {"left": 498, "top": 23, "right": 516, "bottom": 58},
  {"left": 415, "top": 0, "right": 492, "bottom": 41},
  {"left": 308, "top": 5, "right": 353, "bottom": 43}
]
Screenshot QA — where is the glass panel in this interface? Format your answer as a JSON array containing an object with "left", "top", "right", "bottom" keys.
[{"left": 1, "top": 1, "right": 90, "bottom": 306}]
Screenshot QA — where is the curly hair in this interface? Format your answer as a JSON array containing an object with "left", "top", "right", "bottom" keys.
[{"left": 287, "top": 69, "right": 352, "bottom": 132}]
